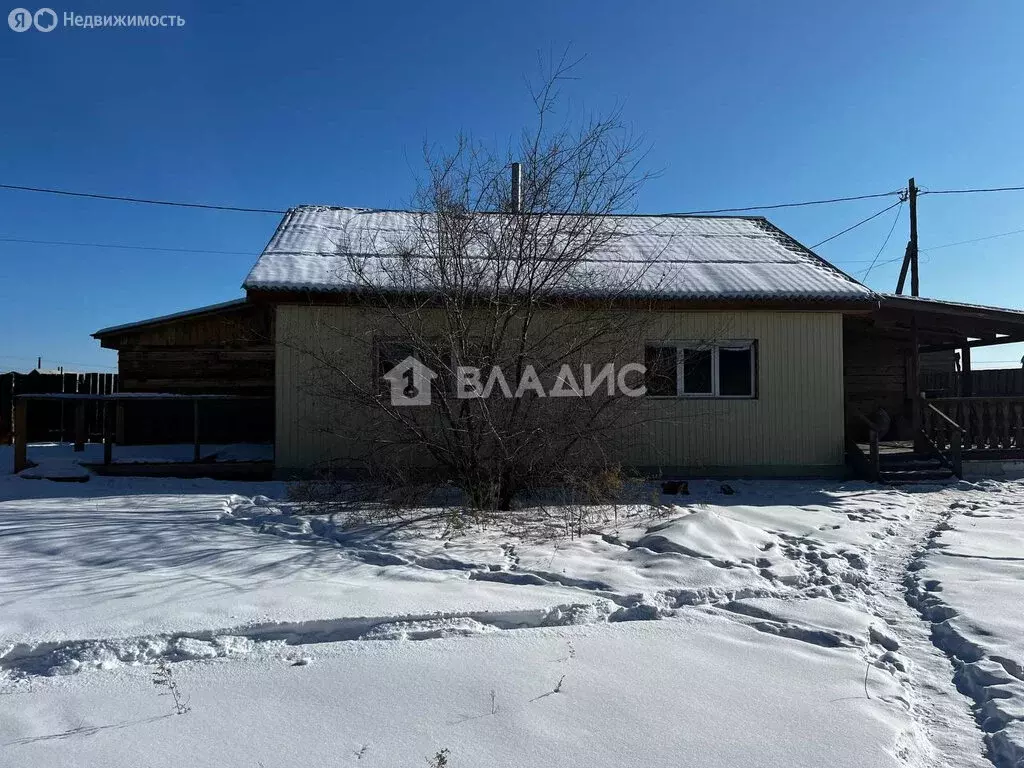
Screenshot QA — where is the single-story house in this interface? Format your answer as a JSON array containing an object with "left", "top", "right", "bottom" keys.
[{"left": 93, "top": 205, "right": 1024, "bottom": 479}]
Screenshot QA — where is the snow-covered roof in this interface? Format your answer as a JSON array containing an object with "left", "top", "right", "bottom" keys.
[
  {"left": 243, "top": 206, "right": 875, "bottom": 303},
  {"left": 92, "top": 298, "right": 248, "bottom": 338}
]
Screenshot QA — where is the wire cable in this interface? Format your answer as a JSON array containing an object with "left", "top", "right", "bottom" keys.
[
  {"left": 0, "top": 183, "right": 287, "bottom": 214},
  {"left": 810, "top": 200, "right": 904, "bottom": 249},
  {"left": 860, "top": 201, "right": 905, "bottom": 281},
  {"left": 921, "top": 227, "right": 1024, "bottom": 252},
  {"left": 921, "top": 185, "right": 1024, "bottom": 196},
  {"left": 0, "top": 236, "right": 257, "bottom": 257},
  {"left": 1, "top": 180, "right": 906, "bottom": 217},
  {"left": 666, "top": 190, "right": 903, "bottom": 216}
]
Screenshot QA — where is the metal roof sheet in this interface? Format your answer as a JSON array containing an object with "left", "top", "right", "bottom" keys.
[
  {"left": 243, "top": 206, "right": 874, "bottom": 303},
  {"left": 92, "top": 298, "right": 248, "bottom": 338}
]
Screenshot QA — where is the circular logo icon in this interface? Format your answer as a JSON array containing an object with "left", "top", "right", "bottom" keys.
[
  {"left": 8, "top": 7, "right": 33, "bottom": 31},
  {"left": 33, "top": 7, "right": 56, "bottom": 31}
]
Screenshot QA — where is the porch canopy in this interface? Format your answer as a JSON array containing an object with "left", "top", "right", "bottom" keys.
[
  {"left": 878, "top": 294, "right": 1024, "bottom": 354},
  {"left": 870, "top": 294, "right": 1024, "bottom": 466}
]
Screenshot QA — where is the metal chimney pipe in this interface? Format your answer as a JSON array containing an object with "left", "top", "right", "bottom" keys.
[{"left": 511, "top": 162, "right": 522, "bottom": 213}]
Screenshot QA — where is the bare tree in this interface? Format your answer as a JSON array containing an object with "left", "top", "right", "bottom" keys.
[{"left": 287, "top": 55, "right": 672, "bottom": 512}]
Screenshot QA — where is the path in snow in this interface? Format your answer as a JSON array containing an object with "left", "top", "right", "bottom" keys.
[
  {"left": 906, "top": 482, "right": 1024, "bottom": 768},
  {"left": 860, "top": 487, "right": 990, "bottom": 768}
]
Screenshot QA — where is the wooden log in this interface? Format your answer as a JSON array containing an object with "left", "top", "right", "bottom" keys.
[
  {"left": 73, "top": 402, "right": 86, "bottom": 452},
  {"left": 13, "top": 399, "right": 27, "bottom": 473}
]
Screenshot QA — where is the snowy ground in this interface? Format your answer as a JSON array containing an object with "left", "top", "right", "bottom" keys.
[
  {"left": 0, "top": 444, "right": 1019, "bottom": 767},
  {"left": 907, "top": 480, "right": 1024, "bottom": 768}
]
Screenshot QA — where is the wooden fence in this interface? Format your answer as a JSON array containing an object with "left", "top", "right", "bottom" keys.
[
  {"left": 921, "top": 368, "right": 1024, "bottom": 397},
  {"left": 3, "top": 370, "right": 272, "bottom": 446},
  {"left": 1, "top": 371, "right": 117, "bottom": 444}
]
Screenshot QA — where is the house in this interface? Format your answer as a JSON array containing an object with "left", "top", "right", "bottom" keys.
[
  {"left": 89, "top": 205, "right": 1024, "bottom": 479},
  {"left": 242, "top": 206, "right": 870, "bottom": 477}
]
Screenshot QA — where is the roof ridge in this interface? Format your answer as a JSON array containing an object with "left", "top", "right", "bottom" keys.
[{"left": 286, "top": 203, "right": 770, "bottom": 221}]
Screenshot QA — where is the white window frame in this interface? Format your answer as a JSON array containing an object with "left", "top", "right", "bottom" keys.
[{"left": 646, "top": 340, "right": 757, "bottom": 399}]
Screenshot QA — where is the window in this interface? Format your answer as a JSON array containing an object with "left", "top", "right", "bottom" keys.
[
  {"left": 375, "top": 338, "right": 471, "bottom": 396},
  {"left": 643, "top": 341, "right": 757, "bottom": 398},
  {"left": 375, "top": 340, "right": 420, "bottom": 395}
]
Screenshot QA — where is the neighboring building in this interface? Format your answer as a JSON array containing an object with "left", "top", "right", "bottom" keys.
[{"left": 91, "top": 299, "right": 274, "bottom": 443}]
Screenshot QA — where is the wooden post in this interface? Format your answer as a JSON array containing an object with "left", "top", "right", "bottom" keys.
[
  {"left": 102, "top": 402, "right": 113, "bottom": 466},
  {"left": 951, "top": 428, "right": 963, "bottom": 479},
  {"left": 115, "top": 403, "right": 125, "bottom": 444},
  {"left": 911, "top": 317, "right": 925, "bottom": 452},
  {"left": 908, "top": 178, "right": 919, "bottom": 297},
  {"left": 961, "top": 346, "right": 973, "bottom": 398},
  {"left": 193, "top": 400, "right": 201, "bottom": 463},
  {"left": 73, "top": 401, "right": 86, "bottom": 452},
  {"left": 869, "top": 429, "right": 880, "bottom": 481},
  {"left": 13, "top": 398, "right": 27, "bottom": 473},
  {"left": 895, "top": 243, "right": 912, "bottom": 295}
]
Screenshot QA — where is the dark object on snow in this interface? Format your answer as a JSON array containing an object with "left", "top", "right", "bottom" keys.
[
  {"left": 720, "top": 483, "right": 735, "bottom": 495},
  {"left": 661, "top": 480, "right": 689, "bottom": 495}
]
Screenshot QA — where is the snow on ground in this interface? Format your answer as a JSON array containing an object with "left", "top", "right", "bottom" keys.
[
  {"left": 908, "top": 480, "right": 1024, "bottom": 768},
  {"left": 0, "top": 615, "right": 923, "bottom": 768},
  {"left": 1, "top": 444, "right": 1015, "bottom": 766}
]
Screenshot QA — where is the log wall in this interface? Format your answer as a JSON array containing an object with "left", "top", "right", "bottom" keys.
[{"left": 96, "top": 302, "right": 274, "bottom": 443}]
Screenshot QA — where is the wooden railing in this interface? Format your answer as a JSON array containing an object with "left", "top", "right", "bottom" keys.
[
  {"left": 920, "top": 402, "right": 963, "bottom": 478},
  {"left": 925, "top": 396, "right": 1024, "bottom": 455}
]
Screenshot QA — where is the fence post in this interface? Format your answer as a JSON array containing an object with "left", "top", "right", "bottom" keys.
[
  {"left": 193, "top": 400, "right": 201, "bottom": 463},
  {"left": 73, "top": 402, "right": 86, "bottom": 452},
  {"left": 13, "top": 398, "right": 27, "bottom": 473},
  {"left": 103, "top": 402, "right": 114, "bottom": 466}
]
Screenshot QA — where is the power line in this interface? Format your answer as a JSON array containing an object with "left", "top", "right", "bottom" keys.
[
  {"left": 921, "top": 185, "right": 1024, "bottom": 196},
  {"left": 668, "top": 189, "right": 903, "bottom": 216},
  {"left": 0, "top": 183, "right": 287, "bottom": 214},
  {"left": 810, "top": 199, "right": 904, "bottom": 249},
  {"left": 0, "top": 236, "right": 257, "bottom": 257},
  {"left": 921, "top": 227, "right": 1024, "bottom": 252},
  {"left": 860, "top": 201, "right": 904, "bottom": 281}
]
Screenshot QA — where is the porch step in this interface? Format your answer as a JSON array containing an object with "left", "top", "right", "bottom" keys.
[
  {"left": 876, "top": 450, "right": 955, "bottom": 483},
  {"left": 878, "top": 458, "right": 949, "bottom": 471},
  {"left": 879, "top": 467, "right": 955, "bottom": 483}
]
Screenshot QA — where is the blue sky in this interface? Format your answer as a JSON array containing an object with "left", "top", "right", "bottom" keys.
[{"left": 2, "top": 0, "right": 1023, "bottom": 371}]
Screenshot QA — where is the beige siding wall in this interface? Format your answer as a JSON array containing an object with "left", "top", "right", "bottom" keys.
[{"left": 275, "top": 304, "right": 845, "bottom": 474}]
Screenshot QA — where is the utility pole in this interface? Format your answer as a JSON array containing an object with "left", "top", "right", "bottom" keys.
[
  {"left": 895, "top": 178, "right": 919, "bottom": 296},
  {"left": 909, "top": 177, "right": 919, "bottom": 297}
]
